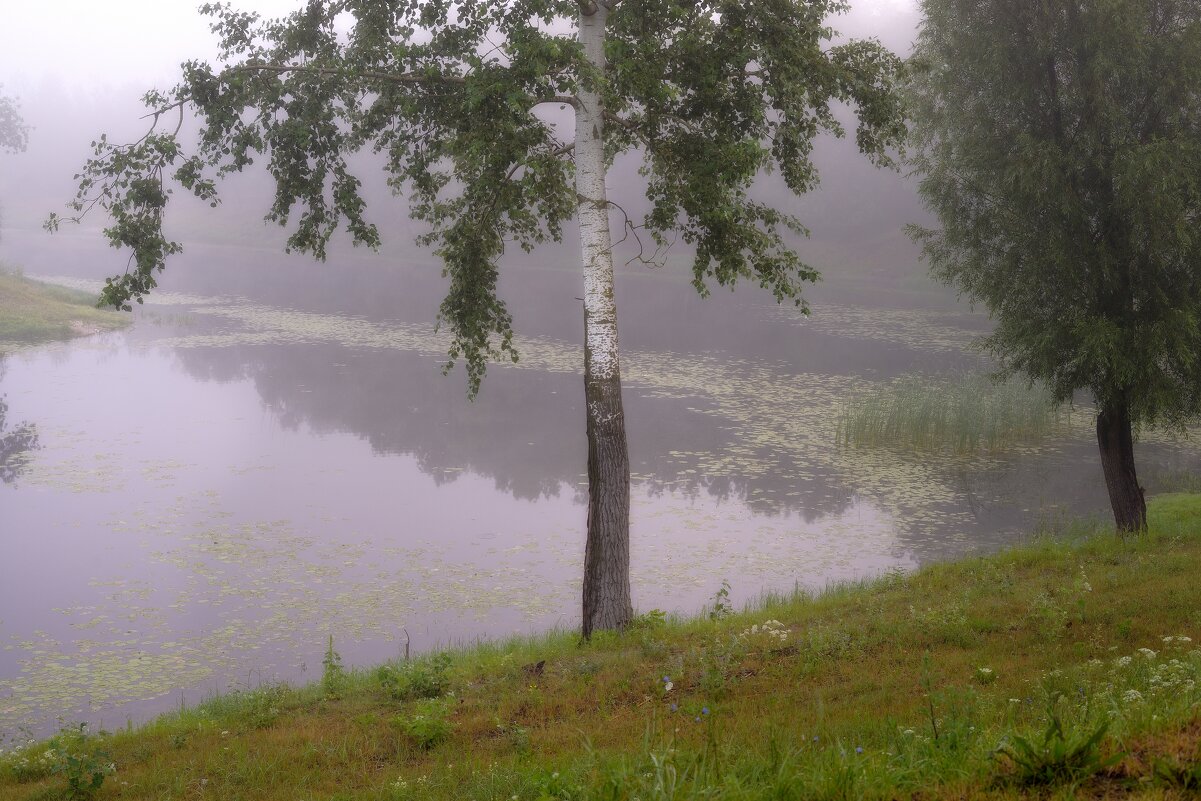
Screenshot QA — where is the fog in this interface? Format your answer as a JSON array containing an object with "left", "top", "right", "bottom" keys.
[
  {"left": 2, "top": 1, "right": 918, "bottom": 86},
  {"left": 0, "top": 0, "right": 926, "bottom": 281}
]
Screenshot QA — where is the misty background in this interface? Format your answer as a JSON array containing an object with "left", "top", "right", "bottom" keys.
[{"left": 0, "top": 0, "right": 929, "bottom": 304}]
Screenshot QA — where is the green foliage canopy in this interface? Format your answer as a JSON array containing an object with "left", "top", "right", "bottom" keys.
[
  {"left": 908, "top": 0, "right": 1201, "bottom": 428},
  {"left": 50, "top": 0, "right": 904, "bottom": 394}
]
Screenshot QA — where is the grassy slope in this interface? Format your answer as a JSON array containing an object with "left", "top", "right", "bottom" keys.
[
  {"left": 4, "top": 496, "right": 1201, "bottom": 800},
  {"left": 0, "top": 272, "right": 128, "bottom": 345}
]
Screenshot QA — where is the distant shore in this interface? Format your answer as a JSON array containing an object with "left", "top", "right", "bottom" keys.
[{"left": 0, "top": 270, "right": 129, "bottom": 352}]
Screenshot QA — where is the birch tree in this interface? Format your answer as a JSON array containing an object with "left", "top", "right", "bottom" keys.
[{"left": 51, "top": 0, "right": 905, "bottom": 635}]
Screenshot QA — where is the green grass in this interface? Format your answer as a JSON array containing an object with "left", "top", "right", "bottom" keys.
[
  {"left": 838, "top": 373, "right": 1069, "bottom": 455},
  {"left": 0, "top": 270, "right": 128, "bottom": 348},
  {"left": 3, "top": 495, "right": 1201, "bottom": 800}
]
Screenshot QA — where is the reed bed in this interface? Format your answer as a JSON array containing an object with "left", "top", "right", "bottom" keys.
[{"left": 838, "top": 373, "right": 1063, "bottom": 455}]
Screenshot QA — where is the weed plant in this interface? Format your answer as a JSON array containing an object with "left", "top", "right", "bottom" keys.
[
  {"left": 1, "top": 724, "right": 115, "bottom": 800},
  {"left": 395, "top": 698, "right": 455, "bottom": 750},
  {"left": 994, "top": 709, "right": 1116, "bottom": 787},
  {"left": 322, "top": 635, "right": 348, "bottom": 698},
  {"left": 376, "top": 652, "right": 453, "bottom": 701}
]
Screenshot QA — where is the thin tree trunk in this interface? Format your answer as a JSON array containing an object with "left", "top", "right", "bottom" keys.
[
  {"left": 576, "top": 1, "right": 632, "bottom": 638},
  {"left": 1096, "top": 400, "right": 1147, "bottom": 533}
]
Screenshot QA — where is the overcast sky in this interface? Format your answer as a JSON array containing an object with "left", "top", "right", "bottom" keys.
[{"left": 1, "top": 0, "right": 919, "bottom": 94}]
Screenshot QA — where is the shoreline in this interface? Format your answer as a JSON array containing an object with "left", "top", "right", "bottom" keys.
[
  {"left": 0, "top": 270, "right": 129, "bottom": 353},
  {"left": 3, "top": 493, "right": 1199, "bottom": 799}
]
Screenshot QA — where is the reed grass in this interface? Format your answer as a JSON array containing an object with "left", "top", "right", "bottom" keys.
[{"left": 838, "top": 373, "right": 1064, "bottom": 455}]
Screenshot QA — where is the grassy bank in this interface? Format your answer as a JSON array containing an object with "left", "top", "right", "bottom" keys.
[
  {"left": 0, "top": 271, "right": 128, "bottom": 349},
  {"left": 3, "top": 497, "right": 1201, "bottom": 800}
]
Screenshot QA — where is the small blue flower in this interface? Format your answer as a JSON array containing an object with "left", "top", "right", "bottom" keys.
[
  {"left": 855, "top": 746, "right": 863, "bottom": 754},
  {"left": 663, "top": 676, "right": 671, "bottom": 683},
  {"left": 670, "top": 703, "right": 678, "bottom": 712},
  {"left": 702, "top": 707, "right": 709, "bottom": 715}
]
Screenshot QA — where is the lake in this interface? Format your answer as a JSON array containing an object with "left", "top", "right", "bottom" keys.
[{"left": 2, "top": 229, "right": 1197, "bottom": 740}]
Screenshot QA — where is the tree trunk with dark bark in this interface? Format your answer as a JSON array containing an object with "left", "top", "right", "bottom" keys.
[
  {"left": 1096, "top": 400, "right": 1147, "bottom": 533},
  {"left": 581, "top": 368, "right": 632, "bottom": 638},
  {"left": 577, "top": 1, "right": 633, "bottom": 638}
]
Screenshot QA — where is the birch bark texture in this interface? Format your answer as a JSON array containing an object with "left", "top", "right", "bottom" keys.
[
  {"left": 54, "top": 0, "right": 906, "bottom": 632},
  {"left": 575, "top": 2, "right": 632, "bottom": 637}
]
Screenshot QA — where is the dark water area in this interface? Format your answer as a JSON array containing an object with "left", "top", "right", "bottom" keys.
[{"left": 1, "top": 228, "right": 1198, "bottom": 740}]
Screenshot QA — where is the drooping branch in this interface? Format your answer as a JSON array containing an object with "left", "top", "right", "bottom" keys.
[
  {"left": 579, "top": 0, "right": 628, "bottom": 12},
  {"left": 228, "top": 62, "right": 469, "bottom": 86},
  {"left": 603, "top": 111, "right": 637, "bottom": 131},
  {"left": 606, "top": 197, "right": 673, "bottom": 268},
  {"left": 533, "top": 95, "right": 581, "bottom": 108},
  {"left": 139, "top": 62, "right": 577, "bottom": 127}
]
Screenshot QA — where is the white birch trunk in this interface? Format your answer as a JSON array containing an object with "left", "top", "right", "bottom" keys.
[{"left": 576, "top": 1, "right": 632, "bottom": 637}]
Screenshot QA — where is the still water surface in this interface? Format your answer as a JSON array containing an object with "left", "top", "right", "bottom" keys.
[{"left": 1, "top": 233, "right": 1197, "bottom": 739}]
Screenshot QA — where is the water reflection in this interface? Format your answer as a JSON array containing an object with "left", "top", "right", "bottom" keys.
[
  {"left": 158, "top": 294, "right": 1201, "bottom": 560},
  {"left": 167, "top": 336, "right": 867, "bottom": 522},
  {"left": 0, "top": 368, "right": 39, "bottom": 486}
]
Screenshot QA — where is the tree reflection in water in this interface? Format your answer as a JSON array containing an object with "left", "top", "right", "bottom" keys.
[{"left": 0, "top": 366, "right": 39, "bottom": 485}]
